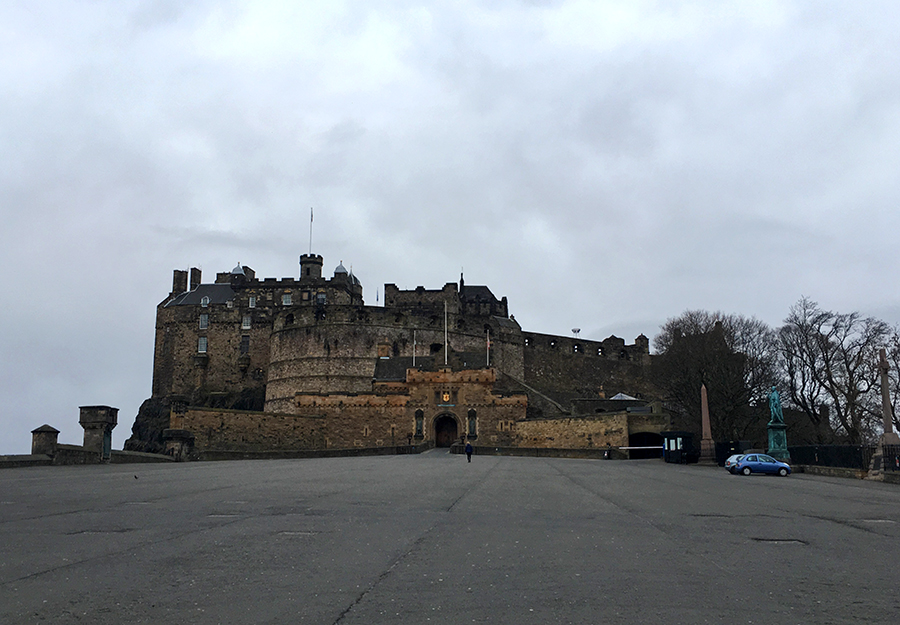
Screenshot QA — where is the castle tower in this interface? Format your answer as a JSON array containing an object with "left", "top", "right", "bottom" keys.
[{"left": 299, "top": 254, "right": 324, "bottom": 281}]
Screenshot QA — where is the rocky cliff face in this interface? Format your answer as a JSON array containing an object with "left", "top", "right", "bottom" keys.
[{"left": 124, "top": 388, "right": 266, "bottom": 453}]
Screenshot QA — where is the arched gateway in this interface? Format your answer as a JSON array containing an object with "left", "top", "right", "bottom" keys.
[
  {"left": 434, "top": 414, "right": 459, "bottom": 447},
  {"left": 628, "top": 431, "right": 664, "bottom": 459}
]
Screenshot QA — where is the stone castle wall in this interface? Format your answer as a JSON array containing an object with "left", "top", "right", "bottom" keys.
[
  {"left": 182, "top": 407, "right": 326, "bottom": 452},
  {"left": 522, "top": 332, "right": 654, "bottom": 406},
  {"left": 265, "top": 306, "right": 525, "bottom": 411},
  {"left": 129, "top": 257, "right": 664, "bottom": 455},
  {"left": 152, "top": 297, "right": 273, "bottom": 400},
  {"left": 513, "top": 412, "right": 667, "bottom": 449}
]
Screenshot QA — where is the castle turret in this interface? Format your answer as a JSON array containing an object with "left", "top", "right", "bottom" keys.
[{"left": 299, "top": 254, "right": 323, "bottom": 281}]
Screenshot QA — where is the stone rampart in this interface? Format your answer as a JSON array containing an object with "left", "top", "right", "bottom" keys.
[
  {"left": 183, "top": 407, "right": 326, "bottom": 452},
  {"left": 514, "top": 414, "right": 630, "bottom": 449}
]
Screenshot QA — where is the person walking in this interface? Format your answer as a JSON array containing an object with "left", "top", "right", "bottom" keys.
[{"left": 465, "top": 441, "right": 473, "bottom": 463}]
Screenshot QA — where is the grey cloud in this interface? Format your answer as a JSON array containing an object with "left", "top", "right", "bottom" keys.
[{"left": 2, "top": 1, "right": 900, "bottom": 453}]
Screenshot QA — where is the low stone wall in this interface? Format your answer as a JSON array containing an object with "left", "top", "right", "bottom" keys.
[
  {"left": 882, "top": 472, "right": 900, "bottom": 485},
  {"left": 0, "top": 447, "right": 173, "bottom": 469},
  {"left": 197, "top": 441, "right": 433, "bottom": 461},
  {"left": 110, "top": 450, "right": 174, "bottom": 464},
  {"left": 53, "top": 444, "right": 102, "bottom": 465},
  {"left": 796, "top": 465, "right": 868, "bottom": 479},
  {"left": 0, "top": 454, "right": 53, "bottom": 469}
]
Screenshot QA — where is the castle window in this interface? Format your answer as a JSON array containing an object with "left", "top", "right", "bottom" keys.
[
  {"left": 316, "top": 292, "right": 326, "bottom": 306},
  {"left": 240, "top": 335, "right": 250, "bottom": 354},
  {"left": 242, "top": 315, "right": 251, "bottom": 330},
  {"left": 597, "top": 347, "right": 604, "bottom": 356},
  {"left": 199, "top": 314, "right": 208, "bottom": 330},
  {"left": 524, "top": 337, "right": 531, "bottom": 347},
  {"left": 302, "top": 291, "right": 310, "bottom": 301},
  {"left": 197, "top": 337, "right": 208, "bottom": 353},
  {"left": 285, "top": 313, "right": 294, "bottom": 326},
  {"left": 573, "top": 344, "right": 581, "bottom": 353},
  {"left": 415, "top": 411, "right": 424, "bottom": 436},
  {"left": 363, "top": 426, "right": 370, "bottom": 437},
  {"left": 549, "top": 340, "right": 557, "bottom": 348},
  {"left": 282, "top": 293, "right": 292, "bottom": 306},
  {"left": 200, "top": 296, "right": 210, "bottom": 308},
  {"left": 248, "top": 296, "right": 256, "bottom": 308}
]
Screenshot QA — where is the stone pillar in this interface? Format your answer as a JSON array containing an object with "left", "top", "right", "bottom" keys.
[
  {"left": 878, "top": 349, "right": 900, "bottom": 445},
  {"left": 699, "top": 384, "right": 715, "bottom": 464},
  {"left": 79, "top": 405, "right": 118, "bottom": 462},
  {"left": 31, "top": 425, "right": 60, "bottom": 456}
]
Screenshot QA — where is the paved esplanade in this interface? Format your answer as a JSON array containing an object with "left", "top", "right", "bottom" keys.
[{"left": 2, "top": 452, "right": 899, "bottom": 624}]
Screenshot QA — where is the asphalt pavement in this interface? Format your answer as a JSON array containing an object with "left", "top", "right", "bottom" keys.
[{"left": 1, "top": 450, "right": 898, "bottom": 624}]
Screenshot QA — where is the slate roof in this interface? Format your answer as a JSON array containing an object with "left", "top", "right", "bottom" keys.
[
  {"left": 460, "top": 285, "right": 497, "bottom": 302},
  {"left": 165, "top": 284, "right": 236, "bottom": 307}
]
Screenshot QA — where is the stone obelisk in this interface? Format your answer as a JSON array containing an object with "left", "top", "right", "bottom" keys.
[
  {"left": 878, "top": 349, "right": 899, "bottom": 445},
  {"left": 869, "top": 348, "right": 900, "bottom": 478},
  {"left": 700, "top": 383, "right": 715, "bottom": 464}
]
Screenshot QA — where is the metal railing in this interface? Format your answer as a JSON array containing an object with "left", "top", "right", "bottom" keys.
[
  {"left": 882, "top": 445, "right": 900, "bottom": 472},
  {"left": 787, "top": 445, "right": 876, "bottom": 471}
]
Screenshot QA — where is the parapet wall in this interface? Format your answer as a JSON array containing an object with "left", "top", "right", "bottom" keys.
[
  {"left": 514, "top": 412, "right": 668, "bottom": 449},
  {"left": 183, "top": 407, "right": 326, "bottom": 452}
]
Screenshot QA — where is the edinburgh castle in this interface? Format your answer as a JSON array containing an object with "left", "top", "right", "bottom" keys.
[{"left": 125, "top": 253, "right": 668, "bottom": 458}]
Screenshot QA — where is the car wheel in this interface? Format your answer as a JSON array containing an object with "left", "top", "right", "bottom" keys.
[
  {"left": 778, "top": 468, "right": 788, "bottom": 477},
  {"left": 742, "top": 467, "right": 752, "bottom": 476}
]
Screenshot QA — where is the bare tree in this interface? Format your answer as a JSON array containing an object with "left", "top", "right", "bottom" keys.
[
  {"left": 654, "top": 311, "right": 778, "bottom": 442},
  {"left": 777, "top": 298, "right": 832, "bottom": 442},
  {"left": 778, "top": 298, "right": 890, "bottom": 444}
]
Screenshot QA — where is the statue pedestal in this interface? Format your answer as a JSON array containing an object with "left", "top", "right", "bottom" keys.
[
  {"left": 767, "top": 422, "right": 790, "bottom": 463},
  {"left": 699, "top": 437, "right": 716, "bottom": 465},
  {"left": 867, "top": 432, "right": 900, "bottom": 479}
]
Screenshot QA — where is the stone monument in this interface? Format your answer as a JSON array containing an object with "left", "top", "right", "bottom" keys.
[
  {"left": 766, "top": 387, "right": 790, "bottom": 462},
  {"left": 699, "top": 384, "right": 716, "bottom": 464},
  {"left": 868, "top": 348, "right": 900, "bottom": 478}
]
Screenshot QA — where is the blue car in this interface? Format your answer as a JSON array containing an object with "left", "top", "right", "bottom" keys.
[{"left": 733, "top": 453, "right": 791, "bottom": 477}]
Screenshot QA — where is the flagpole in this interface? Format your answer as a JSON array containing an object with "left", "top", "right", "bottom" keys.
[
  {"left": 308, "top": 207, "right": 313, "bottom": 254},
  {"left": 444, "top": 301, "right": 448, "bottom": 366}
]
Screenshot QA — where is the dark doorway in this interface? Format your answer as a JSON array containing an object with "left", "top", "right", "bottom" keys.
[
  {"left": 434, "top": 415, "right": 458, "bottom": 448},
  {"left": 628, "top": 431, "right": 664, "bottom": 459}
]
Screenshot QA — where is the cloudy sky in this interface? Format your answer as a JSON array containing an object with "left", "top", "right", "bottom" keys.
[{"left": 2, "top": 0, "right": 899, "bottom": 454}]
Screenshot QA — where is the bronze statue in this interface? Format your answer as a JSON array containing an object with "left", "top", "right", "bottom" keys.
[{"left": 768, "top": 386, "right": 784, "bottom": 425}]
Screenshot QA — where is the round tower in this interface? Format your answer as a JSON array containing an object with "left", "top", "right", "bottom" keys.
[{"left": 299, "top": 254, "right": 324, "bottom": 280}]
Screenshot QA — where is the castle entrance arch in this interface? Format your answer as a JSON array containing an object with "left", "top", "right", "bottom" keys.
[
  {"left": 628, "top": 431, "right": 664, "bottom": 459},
  {"left": 434, "top": 414, "right": 459, "bottom": 448}
]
